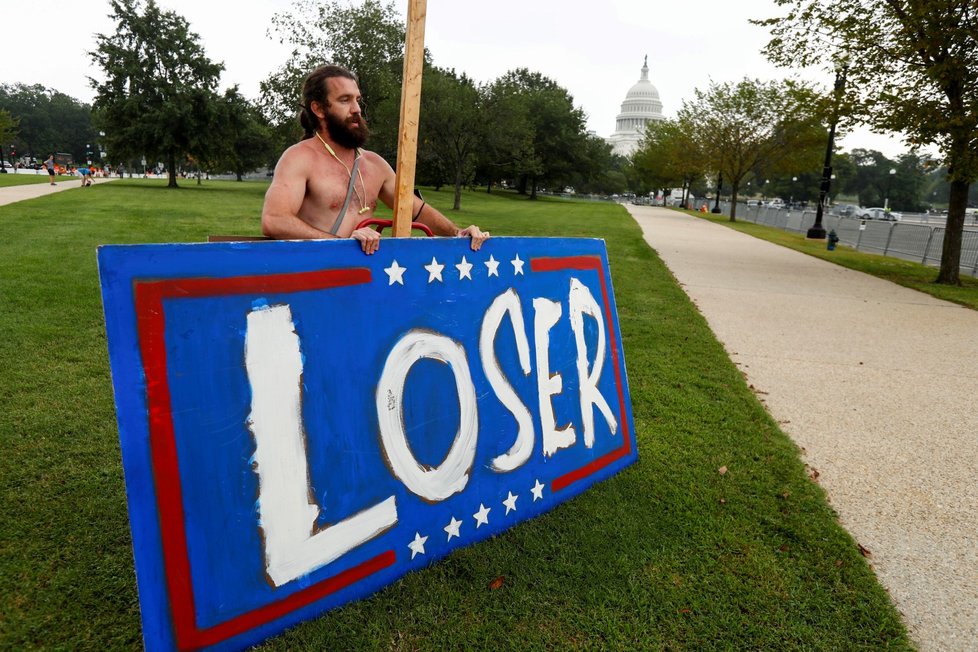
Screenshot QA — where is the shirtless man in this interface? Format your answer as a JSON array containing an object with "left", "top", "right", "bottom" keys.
[{"left": 262, "top": 65, "right": 489, "bottom": 254}]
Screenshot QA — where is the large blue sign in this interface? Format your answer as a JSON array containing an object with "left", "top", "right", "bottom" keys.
[{"left": 98, "top": 236, "right": 637, "bottom": 651}]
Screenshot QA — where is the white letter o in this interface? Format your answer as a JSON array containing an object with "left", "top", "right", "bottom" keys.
[{"left": 377, "top": 329, "right": 478, "bottom": 502}]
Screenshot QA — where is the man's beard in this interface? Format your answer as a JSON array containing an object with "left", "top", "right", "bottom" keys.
[{"left": 325, "top": 110, "right": 369, "bottom": 148}]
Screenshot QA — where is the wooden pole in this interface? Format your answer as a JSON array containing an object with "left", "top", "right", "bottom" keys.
[{"left": 392, "top": 0, "right": 427, "bottom": 237}]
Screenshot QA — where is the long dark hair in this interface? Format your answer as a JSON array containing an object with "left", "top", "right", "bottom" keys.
[{"left": 299, "top": 65, "right": 359, "bottom": 140}]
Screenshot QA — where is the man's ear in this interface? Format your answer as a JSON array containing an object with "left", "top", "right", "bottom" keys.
[{"left": 311, "top": 101, "right": 327, "bottom": 120}]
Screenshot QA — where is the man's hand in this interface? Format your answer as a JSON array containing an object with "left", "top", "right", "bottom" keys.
[
  {"left": 352, "top": 226, "right": 381, "bottom": 254},
  {"left": 458, "top": 225, "right": 490, "bottom": 251}
]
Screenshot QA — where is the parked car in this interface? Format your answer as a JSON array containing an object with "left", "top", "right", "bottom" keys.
[
  {"left": 855, "top": 207, "right": 902, "bottom": 221},
  {"left": 746, "top": 199, "right": 763, "bottom": 207}
]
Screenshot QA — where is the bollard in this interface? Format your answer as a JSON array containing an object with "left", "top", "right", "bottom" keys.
[{"left": 827, "top": 229, "right": 840, "bottom": 251}]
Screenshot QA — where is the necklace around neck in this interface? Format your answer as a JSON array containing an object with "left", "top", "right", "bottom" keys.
[{"left": 315, "top": 131, "right": 369, "bottom": 215}]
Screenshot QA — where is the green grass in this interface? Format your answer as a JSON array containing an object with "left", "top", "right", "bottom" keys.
[
  {"left": 686, "top": 208, "right": 978, "bottom": 310},
  {"left": 0, "top": 180, "right": 912, "bottom": 650},
  {"left": 0, "top": 173, "right": 75, "bottom": 187}
]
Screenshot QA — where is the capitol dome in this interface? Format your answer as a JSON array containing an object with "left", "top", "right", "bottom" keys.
[{"left": 606, "top": 56, "right": 665, "bottom": 157}]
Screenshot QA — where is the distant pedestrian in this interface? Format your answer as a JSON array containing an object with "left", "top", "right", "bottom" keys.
[
  {"left": 78, "top": 167, "right": 93, "bottom": 187},
  {"left": 116, "top": 164, "right": 124, "bottom": 178},
  {"left": 43, "top": 155, "right": 56, "bottom": 185}
]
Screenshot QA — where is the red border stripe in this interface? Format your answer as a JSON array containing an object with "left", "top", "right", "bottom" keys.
[{"left": 529, "top": 256, "right": 634, "bottom": 492}]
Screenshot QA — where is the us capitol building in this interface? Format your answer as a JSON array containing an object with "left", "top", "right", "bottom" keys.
[{"left": 606, "top": 56, "right": 665, "bottom": 157}]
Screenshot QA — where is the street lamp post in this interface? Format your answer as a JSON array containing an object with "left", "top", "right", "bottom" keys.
[
  {"left": 808, "top": 66, "right": 847, "bottom": 239},
  {"left": 884, "top": 167, "right": 896, "bottom": 211},
  {"left": 791, "top": 176, "right": 798, "bottom": 207},
  {"left": 712, "top": 173, "right": 723, "bottom": 214}
]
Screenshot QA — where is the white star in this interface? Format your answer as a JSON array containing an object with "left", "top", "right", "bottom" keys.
[
  {"left": 473, "top": 503, "right": 491, "bottom": 528},
  {"left": 511, "top": 254, "right": 525, "bottom": 275},
  {"left": 444, "top": 516, "right": 462, "bottom": 541},
  {"left": 531, "top": 479, "right": 545, "bottom": 501},
  {"left": 384, "top": 260, "right": 406, "bottom": 286},
  {"left": 456, "top": 256, "right": 473, "bottom": 280},
  {"left": 503, "top": 491, "right": 518, "bottom": 514},
  {"left": 485, "top": 255, "right": 500, "bottom": 277},
  {"left": 424, "top": 257, "right": 444, "bottom": 283},
  {"left": 408, "top": 531, "right": 428, "bottom": 559}
]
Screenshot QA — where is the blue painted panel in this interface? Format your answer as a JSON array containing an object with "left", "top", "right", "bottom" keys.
[{"left": 97, "top": 236, "right": 637, "bottom": 651}]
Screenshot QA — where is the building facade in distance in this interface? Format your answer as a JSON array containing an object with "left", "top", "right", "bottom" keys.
[{"left": 606, "top": 56, "right": 665, "bottom": 157}]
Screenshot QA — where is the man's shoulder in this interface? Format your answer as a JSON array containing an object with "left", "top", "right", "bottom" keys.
[
  {"left": 283, "top": 139, "right": 319, "bottom": 160},
  {"left": 359, "top": 149, "right": 394, "bottom": 172},
  {"left": 276, "top": 139, "right": 319, "bottom": 173}
]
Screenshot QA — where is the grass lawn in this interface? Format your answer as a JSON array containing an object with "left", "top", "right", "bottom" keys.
[
  {"left": 0, "top": 173, "right": 75, "bottom": 187},
  {"left": 0, "top": 180, "right": 911, "bottom": 650},
  {"left": 685, "top": 208, "right": 978, "bottom": 311}
]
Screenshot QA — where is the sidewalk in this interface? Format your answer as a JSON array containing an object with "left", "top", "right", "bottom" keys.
[
  {"left": 628, "top": 205, "right": 978, "bottom": 652},
  {"left": 0, "top": 176, "right": 117, "bottom": 207}
]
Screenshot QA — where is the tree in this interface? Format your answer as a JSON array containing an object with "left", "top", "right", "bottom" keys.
[
  {"left": 476, "top": 78, "right": 536, "bottom": 192},
  {"left": 0, "top": 109, "right": 17, "bottom": 168},
  {"left": 0, "top": 84, "right": 99, "bottom": 165},
  {"left": 632, "top": 118, "right": 707, "bottom": 205},
  {"left": 211, "top": 87, "right": 275, "bottom": 181},
  {"left": 261, "top": 0, "right": 409, "bottom": 158},
  {"left": 756, "top": 0, "right": 978, "bottom": 284},
  {"left": 417, "top": 67, "right": 482, "bottom": 210},
  {"left": 488, "top": 69, "right": 589, "bottom": 199},
  {"left": 91, "top": 0, "right": 224, "bottom": 188},
  {"left": 570, "top": 134, "right": 618, "bottom": 195},
  {"left": 679, "top": 78, "right": 824, "bottom": 220}
]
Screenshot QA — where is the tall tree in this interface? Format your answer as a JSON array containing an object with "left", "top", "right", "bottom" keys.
[
  {"left": 679, "top": 78, "right": 824, "bottom": 220},
  {"left": 632, "top": 118, "right": 707, "bottom": 205},
  {"left": 756, "top": 0, "right": 978, "bottom": 284},
  {"left": 476, "top": 78, "right": 535, "bottom": 192},
  {"left": 0, "top": 84, "right": 99, "bottom": 165},
  {"left": 489, "top": 69, "right": 589, "bottom": 199},
  {"left": 417, "top": 67, "right": 482, "bottom": 210},
  {"left": 211, "top": 87, "right": 275, "bottom": 181},
  {"left": 261, "top": 0, "right": 409, "bottom": 159},
  {"left": 91, "top": 0, "right": 224, "bottom": 188},
  {"left": 0, "top": 109, "right": 17, "bottom": 168}
]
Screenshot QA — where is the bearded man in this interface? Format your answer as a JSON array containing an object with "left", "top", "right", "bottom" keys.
[{"left": 261, "top": 65, "right": 489, "bottom": 254}]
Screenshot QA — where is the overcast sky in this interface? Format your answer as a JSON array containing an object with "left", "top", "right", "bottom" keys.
[{"left": 7, "top": 0, "right": 916, "bottom": 158}]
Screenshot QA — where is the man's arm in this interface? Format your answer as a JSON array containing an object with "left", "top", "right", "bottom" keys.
[
  {"left": 376, "top": 159, "right": 490, "bottom": 251},
  {"left": 413, "top": 200, "right": 490, "bottom": 251}
]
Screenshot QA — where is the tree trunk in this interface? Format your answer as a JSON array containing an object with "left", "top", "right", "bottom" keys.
[
  {"left": 486, "top": 180, "right": 492, "bottom": 194},
  {"left": 529, "top": 176, "right": 538, "bottom": 200},
  {"left": 936, "top": 178, "right": 968, "bottom": 285},
  {"left": 167, "top": 152, "right": 178, "bottom": 188},
  {"left": 453, "top": 167, "right": 463, "bottom": 210},
  {"left": 729, "top": 184, "right": 738, "bottom": 222},
  {"left": 517, "top": 175, "right": 527, "bottom": 195}
]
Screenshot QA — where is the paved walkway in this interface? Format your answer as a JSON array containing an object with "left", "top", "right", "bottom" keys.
[
  {"left": 0, "top": 176, "right": 116, "bottom": 207},
  {"left": 628, "top": 206, "right": 978, "bottom": 652}
]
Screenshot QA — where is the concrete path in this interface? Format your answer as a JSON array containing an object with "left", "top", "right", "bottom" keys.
[
  {"left": 628, "top": 205, "right": 978, "bottom": 652},
  {"left": 0, "top": 176, "right": 116, "bottom": 207}
]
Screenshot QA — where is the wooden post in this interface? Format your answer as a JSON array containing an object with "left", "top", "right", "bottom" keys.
[{"left": 392, "top": 0, "right": 427, "bottom": 238}]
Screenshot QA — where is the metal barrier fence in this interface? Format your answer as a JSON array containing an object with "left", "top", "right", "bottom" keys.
[{"left": 717, "top": 202, "right": 978, "bottom": 278}]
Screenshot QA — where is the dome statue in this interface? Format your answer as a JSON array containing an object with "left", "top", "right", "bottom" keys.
[{"left": 606, "top": 55, "right": 665, "bottom": 157}]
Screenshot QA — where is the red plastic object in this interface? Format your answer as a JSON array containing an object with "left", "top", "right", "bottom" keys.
[{"left": 355, "top": 218, "right": 433, "bottom": 237}]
